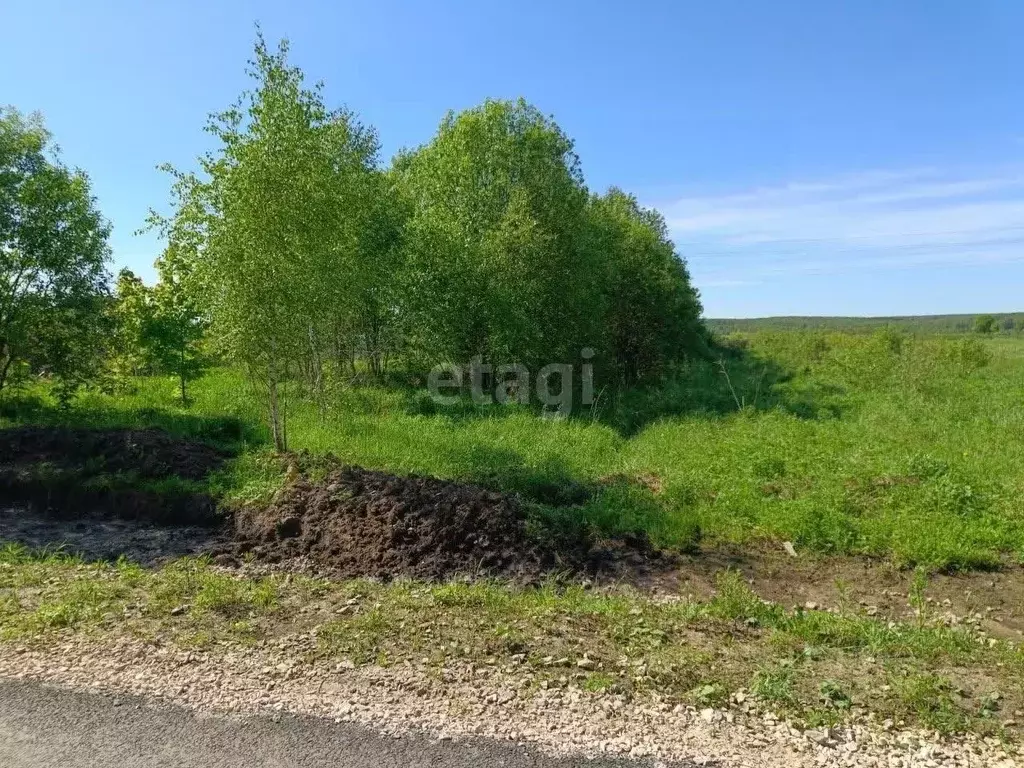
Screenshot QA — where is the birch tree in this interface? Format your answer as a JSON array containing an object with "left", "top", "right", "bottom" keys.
[
  {"left": 149, "top": 245, "right": 207, "bottom": 403},
  {"left": 154, "top": 32, "right": 379, "bottom": 448}
]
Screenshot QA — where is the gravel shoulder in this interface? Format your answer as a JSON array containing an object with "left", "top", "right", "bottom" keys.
[{"left": 0, "top": 636, "right": 1017, "bottom": 768}]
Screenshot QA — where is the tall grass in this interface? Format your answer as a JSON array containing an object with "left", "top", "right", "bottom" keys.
[{"left": 3, "top": 330, "right": 1022, "bottom": 570}]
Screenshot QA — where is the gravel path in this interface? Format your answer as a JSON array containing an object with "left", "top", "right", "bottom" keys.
[
  {"left": 0, "top": 678, "right": 675, "bottom": 768},
  {"left": 0, "top": 637, "right": 1017, "bottom": 768}
]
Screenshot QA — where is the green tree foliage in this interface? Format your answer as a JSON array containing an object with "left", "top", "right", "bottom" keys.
[
  {"left": 154, "top": 33, "right": 381, "bottom": 448},
  {"left": 110, "top": 268, "right": 155, "bottom": 380},
  {"left": 395, "top": 100, "right": 706, "bottom": 386},
  {"left": 149, "top": 245, "right": 208, "bottom": 402},
  {"left": 588, "top": 188, "right": 705, "bottom": 384},
  {"left": 110, "top": 259, "right": 207, "bottom": 401},
  {"left": 152, "top": 37, "right": 707, "bottom": 429},
  {"left": 396, "top": 99, "right": 604, "bottom": 372},
  {"left": 335, "top": 168, "right": 409, "bottom": 379},
  {"left": 0, "top": 107, "right": 111, "bottom": 399},
  {"left": 973, "top": 314, "right": 997, "bottom": 335}
]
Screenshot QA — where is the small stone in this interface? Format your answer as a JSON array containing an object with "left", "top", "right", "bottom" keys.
[{"left": 806, "top": 728, "right": 835, "bottom": 747}]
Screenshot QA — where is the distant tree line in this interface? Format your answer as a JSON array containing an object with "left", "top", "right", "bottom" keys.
[
  {"left": 2, "top": 34, "right": 707, "bottom": 445},
  {"left": 708, "top": 313, "right": 1024, "bottom": 337}
]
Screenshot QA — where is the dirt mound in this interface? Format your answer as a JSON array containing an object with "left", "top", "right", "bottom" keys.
[
  {"left": 226, "top": 466, "right": 553, "bottom": 581},
  {"left": 0, "top": 426, "right": 227, "bottom": 481},
  {"left": 0, "top": 426, "right": 226, "bottom": 530},
  {"left": 0, "top": 426, "right": 657, "bottom": 580}
]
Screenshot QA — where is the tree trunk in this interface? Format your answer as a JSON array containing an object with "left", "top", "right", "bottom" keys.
[
  {"left": 307, "top": 324, "right": 324, "bottom": 405},
  {"left": 0, "top": 340, "right": 11, "bottom": 393},
  {"left": 268, "top": 372, "right": 286, "bottom": 452},
  {"left": 179, "top": 343, "right": 187, "bottom": 403}
]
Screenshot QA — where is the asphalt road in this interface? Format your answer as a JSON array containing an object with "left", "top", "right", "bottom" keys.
[{"left": 0, "top": 679, "right": 699, "bottom": 768}]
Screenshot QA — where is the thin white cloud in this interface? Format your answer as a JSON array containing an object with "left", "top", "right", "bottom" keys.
[{"left": 654, "top": 167, "right": 1024, "bottom": 283}]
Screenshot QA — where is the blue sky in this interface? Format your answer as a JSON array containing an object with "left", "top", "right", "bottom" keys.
[{"left": 2, "top": 0, "right": 1022, "bottom": 317}]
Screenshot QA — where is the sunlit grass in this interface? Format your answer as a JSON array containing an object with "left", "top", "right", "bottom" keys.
[{"left": 2, "top": 331, "right": 1023, "bottom": 570}]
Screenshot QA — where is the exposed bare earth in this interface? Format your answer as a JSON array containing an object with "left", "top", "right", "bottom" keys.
[
  {"left": 223, "top": 465, "right": 554, "bottom": 581},
  {"left": 643, "top": 546, "right": 1024, "bottom": 642},
  {"left": 0, "top": 505, "right": 222, "bottom": 563},
  {"left": 3, "top": 497, "right": 1022, "bottom": 644},
  {"left": 2, "top": 425, "right": 1022, "bottom": 638},
  {"left": 0, "top": 425, "right": 227, "bottom": 482}
]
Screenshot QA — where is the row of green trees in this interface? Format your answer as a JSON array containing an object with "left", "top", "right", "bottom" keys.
[
  {"left": 2, "top": 34, "right": 707, "bottom": 445},
  {"left": 146, "top": 35, "right": 706, "bottom": 447},
  {"left": 0, "top": 105, "right": 207, "bottom": 404}
]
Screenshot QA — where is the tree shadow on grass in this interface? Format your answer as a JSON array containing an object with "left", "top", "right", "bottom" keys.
[
  {"left": 591, "top": 342, "right": 849, "bottom": 436},
  {"left": 389, "top": 341, "right": 847, "bottom": 438},
  {"left": 452, "top": 445, "right": 592, "bottom": 507},
  {"left": 0, "top": 391, "right": 262, "bottom": 450},
  {"left": 446, "top": 442, "right": 702, "bottom": 556}
]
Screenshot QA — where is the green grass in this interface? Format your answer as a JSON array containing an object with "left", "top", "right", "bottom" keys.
[
  {"left": 0, "top": 546, "right": 283, "bottom": 644},
  {"left": 0, "top": 547, "right": 1020, "bottom": 736},
  {"left": 3, "top": 329, "right": 1023, "bottom": 570},
  {"left": 2, "top": 328, "right": 1021, "bottom": 738}
]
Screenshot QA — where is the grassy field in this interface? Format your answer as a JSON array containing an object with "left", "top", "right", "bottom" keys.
[
  {"left": 3, "top": 328, "right": 1023, "bottom": 571},
  {"left": 708, "top": 313, "right": 1024, "bottom": 335},
  {"left": 2, "top": 327, "right": 1024, "bottom": 737}
]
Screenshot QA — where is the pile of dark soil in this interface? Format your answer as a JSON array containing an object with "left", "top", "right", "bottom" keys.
[
  {"left": 224, "top": 466, "right": 555, "bottom": 581},
  {"left": 0, "top": 426, "right": 227, "bottom": 527},
  {"left": 0, "top": 426, "right": 226, "bottom": 482},
  {"left": 0, "top": 426, "right": 663, "bottom": 581}
]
